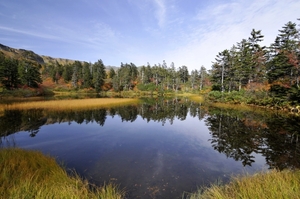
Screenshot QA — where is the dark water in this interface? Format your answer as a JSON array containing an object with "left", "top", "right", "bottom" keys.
[{"left": 1, "top": 98, "right": 300, "bottom": 199}]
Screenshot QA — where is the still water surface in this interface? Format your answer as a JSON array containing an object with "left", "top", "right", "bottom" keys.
[{"left": 1, "top": 98, "right": 299, "bottom": 198}]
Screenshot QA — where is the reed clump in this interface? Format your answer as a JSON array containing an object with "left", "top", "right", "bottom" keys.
[
  {"left": 0, "top": 148, "right": 125, "bottom": 199},
  {"left": 1, "top": 98, "right": 139, "bottom": 111},
  {"left": 189, "top": 169, "right": 300, "bottom": 199}
]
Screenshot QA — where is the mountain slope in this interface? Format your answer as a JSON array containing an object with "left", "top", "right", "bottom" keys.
[{"left": 0, "top": 43, "right": 81, "bottom": 65}]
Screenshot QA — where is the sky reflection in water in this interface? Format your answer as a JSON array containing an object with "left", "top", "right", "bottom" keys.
[{"left": 3, "top": 104, "right": 268, "bottom": 199}]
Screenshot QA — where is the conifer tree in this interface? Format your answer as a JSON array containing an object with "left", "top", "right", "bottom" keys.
[
  {"left": 0, "top": 57, "right": 19, "bottom": 89},
  {"left": 92, "top": 59, "right": 106, "bottom": 92},
  {"left": 267, "top": 21, "right": 298, "bottom": 87},
  {"left": 18, "top": 61, "right": 42, "bottom": 87},
  {"left": 82, "top": 62, "right": 92, "bottom": 88}
]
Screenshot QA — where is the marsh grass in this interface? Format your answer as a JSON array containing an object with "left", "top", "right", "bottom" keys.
[
  {"left": 0, "top": 148, "right": 125, "bottom": 199},
  {"left": 188, "top": 170, "right": 300, "bottom": 199},
  {"left": 0, "top": 98, "right": 139, "bottom": 111}
]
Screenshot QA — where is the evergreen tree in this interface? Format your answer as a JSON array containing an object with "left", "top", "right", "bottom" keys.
[
  {"left": 112, "top": 74, "right": 121, "bottom": 91},
  {"left": 145, "top": 63, "right": 153, "bottom": 84},
  {"left": 169, "top": 62, "right": 177, "bottom": 90},
  {"left": 237, "top": 39, "right": 252, "bottom": 85},
  {"left": 71, "top": 63, "right": 79, "bottom": 88},
  {"left": 18, "top": 61, "right": 42, "bottom": 87},
  {"left": 129, "top": 62, "right": 138, "bottom": 89},
  {"left": 199, "top": 66, "right": 207, "bottom": 90},
  {"left": 51, "top": 61, "right": 63, "bottom": 84},
  {"left": 212, "top": 49, "right": 231, "bottom": 92},
  {"left": 267, "top": 21, "right": 298, "bottom": 87},
  {"left": 0, "top": 57, "right": 19, "bottom": 89},
  {"left": 190, "top": 69, "right": 198, "bottom": 90},
  {"left": 92, "top": 59, "right": 106, "bottom": 92},
  {"left": 62, "top": 64, "right": 73, "bottom": 82},
  {"left": 109, "top": 68, "right": 116, "bottom": 79},
  {"left": 178, "top": 65, "right": 189, "bottom": 84},
  {"left": 248, "top": 29, "right": 267, "bottom": 83},
  {"left": 82, "top": 62, "right": 92, "bottom": 88}
]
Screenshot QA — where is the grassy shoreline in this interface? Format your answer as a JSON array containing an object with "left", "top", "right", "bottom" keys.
[
  {"left": 188, "top": 169, "right": 300, "bottom": 199},
  {"left": 0, "top": 148, "right": 125, "bottom": 199},
  {"left": 1, "top": 148, "right": 300, "bottom": 199},
  {"left": 0, "top": 98, "right": 139, "bottom": 111}
]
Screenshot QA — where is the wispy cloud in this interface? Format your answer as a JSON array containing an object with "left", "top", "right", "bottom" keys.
[
  {"left": 0, "top": 26, "right": 59, "bottom": 40},
  {"left": 162, "top": 0, "right": 300, "bottom": 70},
  {"left": 153, "top": 0, "right": 167, "bottom": 28}
]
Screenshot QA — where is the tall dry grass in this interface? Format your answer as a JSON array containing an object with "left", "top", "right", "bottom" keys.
[
  {"left": 0, "top": 98, "right": 139, "bottom": 111},
  {"left": 0, "top": 148, "right": 125, "bottom": 199},
  {"left": 189, "top": 170, "right": 300, "bottom": 199}
]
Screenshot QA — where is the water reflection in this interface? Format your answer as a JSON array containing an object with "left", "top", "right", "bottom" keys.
[
  {"left": 1, "top": 98, "right": 300, "bottom": 198},
  {"left": 205, "top": 107, "right": 300, "bottom": 170}
]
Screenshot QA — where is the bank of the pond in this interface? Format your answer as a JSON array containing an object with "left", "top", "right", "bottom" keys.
[
  {"left": 0, "top": 98, "right": 139, "bottom": 111},
  {"left": 0, "top": 148, "right": 125, "bottom": 199},
  {"left": 188, "top": 169, "right": 300, "bottom": 199},
  {"left": 1, "top": 148, "right": 299, "bottom": 199},
  {"left": 206, "top": 90, "right": 300, "bottom": 113}
]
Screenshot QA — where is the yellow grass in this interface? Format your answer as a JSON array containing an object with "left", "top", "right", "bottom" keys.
[
  {"left": 1, "top": 98, "right": 139, "bottom": 111},
  {"left": 0, "top": 148, "right": 125, "bottom": 199},
  {"left": 189, "top": 170, "right": 300, "bottom": 199}
]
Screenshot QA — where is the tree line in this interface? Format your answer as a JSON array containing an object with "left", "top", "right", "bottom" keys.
[
  {"left": 0, "top": 51, "right": 210, "bottom": 93},
  {"left": 111, "top": 61, "right": 208, "bottom": 92},
  {"left": 210, "top": 19, "right": 300, "bottom": 105}
]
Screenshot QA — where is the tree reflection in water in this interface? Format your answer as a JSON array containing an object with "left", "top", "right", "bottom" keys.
[
  {"left": 205, "top": 107, "right": 300, "bottom": 169},
  {"left": 1, "top": 98, "right": 300, "bottom": 170}
]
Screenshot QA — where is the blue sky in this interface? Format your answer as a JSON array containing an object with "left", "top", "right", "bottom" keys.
[{"left": 0, "top": 0, "right": 299, "bottom": 70}]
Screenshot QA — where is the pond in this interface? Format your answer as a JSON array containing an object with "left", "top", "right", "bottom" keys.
[{"left": 1, "top": 97, "right": 300, "bottom": 199}]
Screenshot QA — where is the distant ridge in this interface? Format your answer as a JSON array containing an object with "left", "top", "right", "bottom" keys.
[
  {"left": 0, "top": 43, "right": 120, "bottom": 69},
  {"left": 0, "top": 43, "right": 82, "bottom": 65}
]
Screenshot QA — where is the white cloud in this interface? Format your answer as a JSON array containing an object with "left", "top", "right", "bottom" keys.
[
  {"left": 153, "top": 0, "right": 167, "bottom": 28},
  {"left": 163, "top": 0, "right": 300, "bottom": 71},
  {"left": 0, "top": 26, "right": 59, "bottom": 40}
]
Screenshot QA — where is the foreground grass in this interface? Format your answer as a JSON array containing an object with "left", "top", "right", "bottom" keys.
[
  {"left": 0, "top": 98, "right": 139, "bottom": 111},
  {"left": 0, "top": 148, "right": 125, "bottom": 199},
  {"left": 189, "top": 170, "right": 300, "bottom": 199}
]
